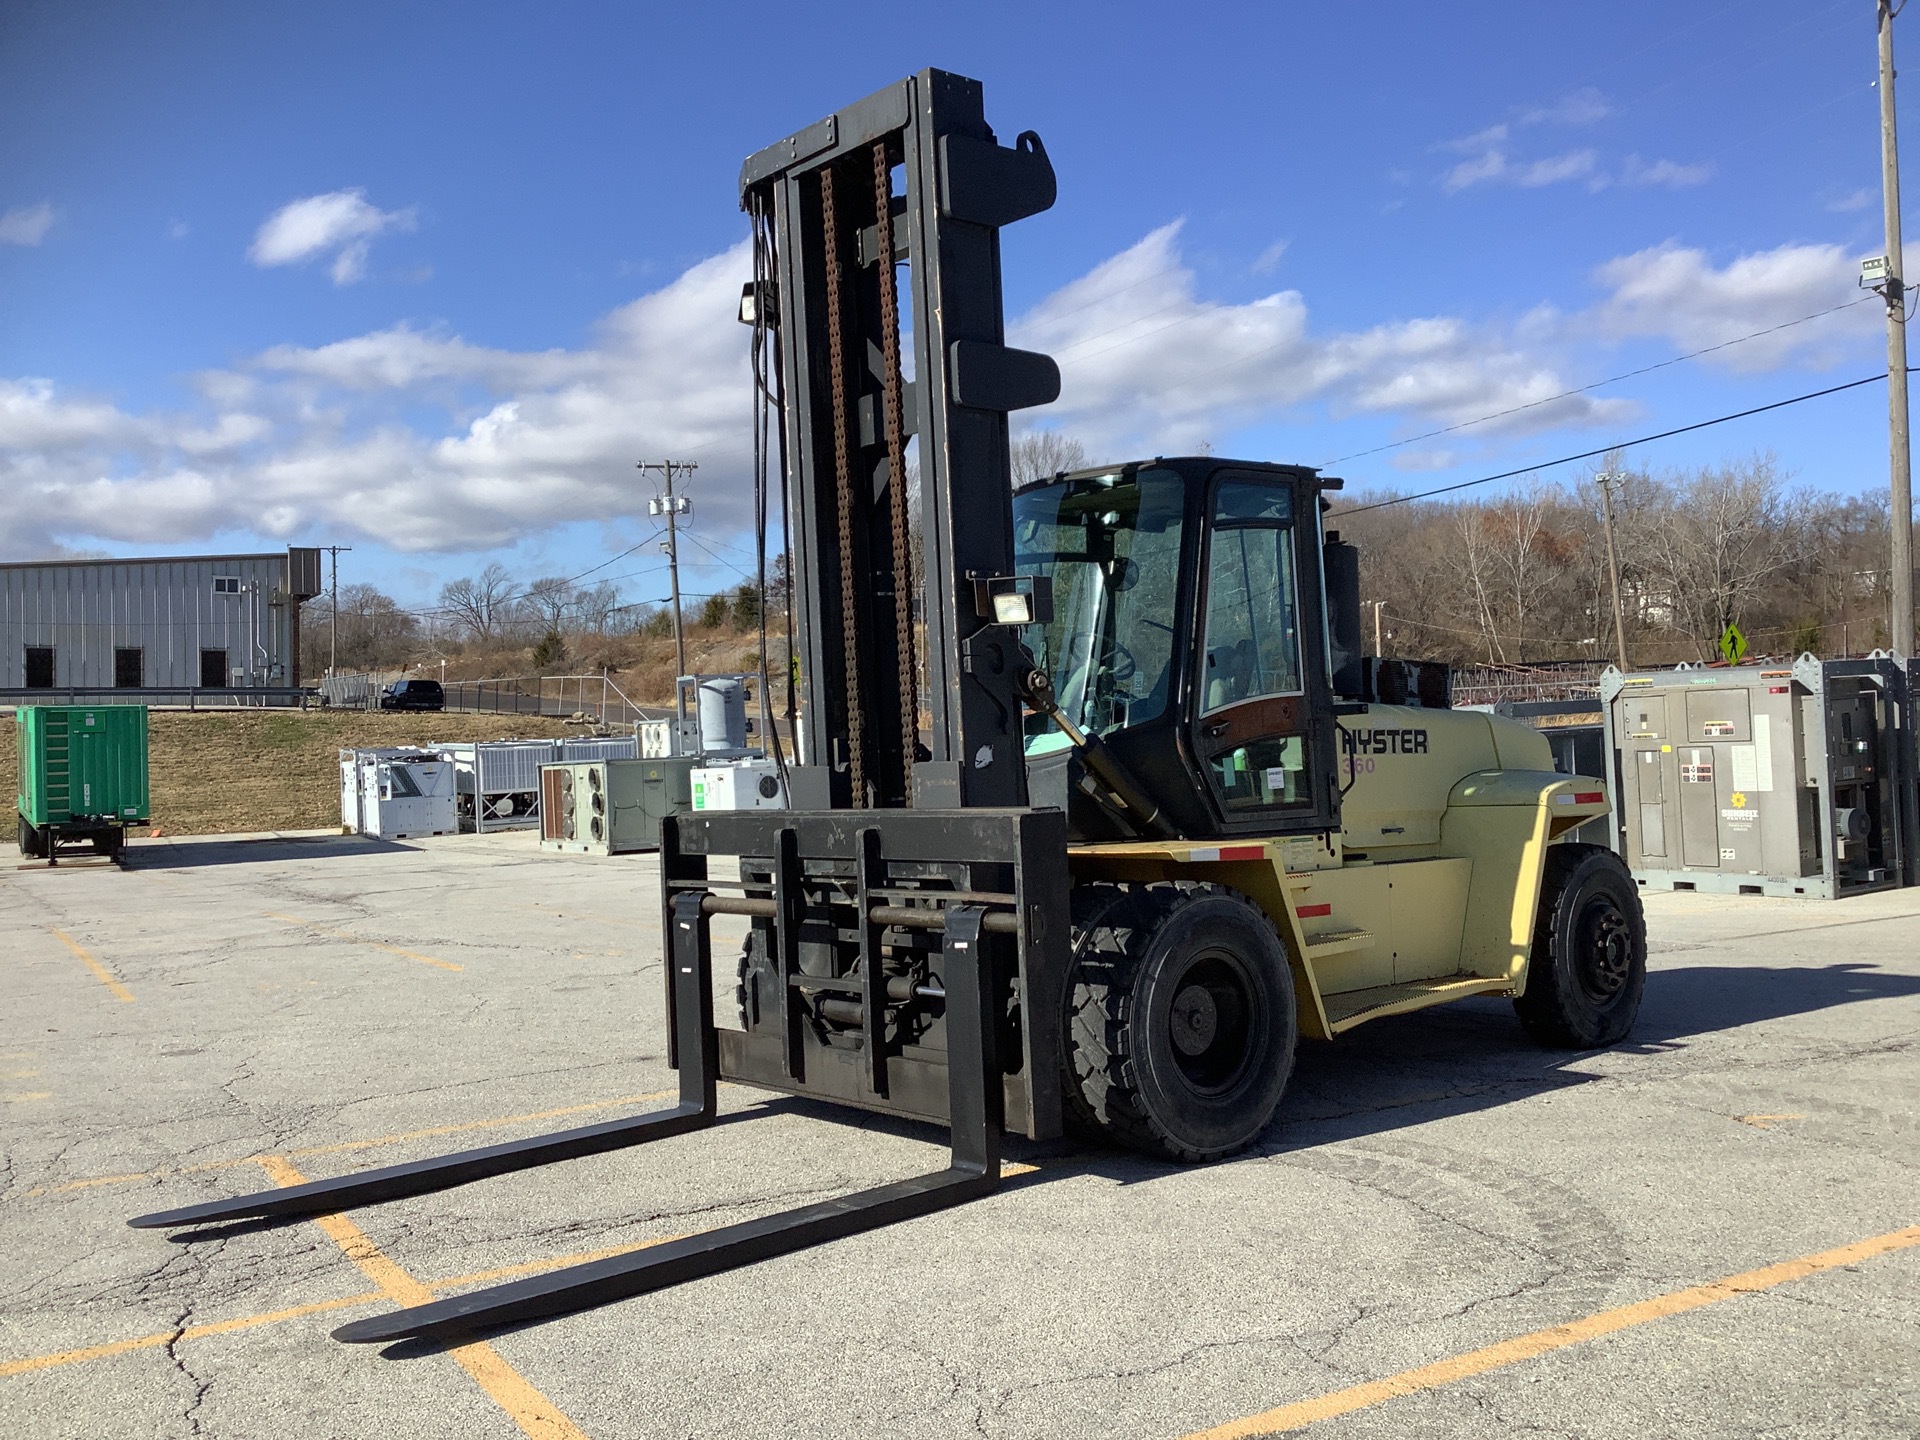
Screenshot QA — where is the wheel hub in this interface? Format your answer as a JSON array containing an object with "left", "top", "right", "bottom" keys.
[
  {"left": 1162, "top": 952, "right": 1257, "bottom": 1094},
  {"left": 1576, "top": 898, "right": 1632, "bottom": 1001},
  {"left": 1171, "top": 984, "right": 1220, "bottom": 1055}
]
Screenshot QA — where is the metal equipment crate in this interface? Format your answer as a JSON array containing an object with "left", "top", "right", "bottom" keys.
[
  {"left": 1604, "top": 656, "right": 1916, "bottom": 898},
  {"left": 15, "top": 704, "right": 149, "bottom": 861},
  {"left": 539, "top": 757, "right": 694, "bottom": 854}
]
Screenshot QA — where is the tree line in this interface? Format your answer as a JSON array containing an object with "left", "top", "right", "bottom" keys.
[
  {"left": 302, "top": 437, "right": 1900, "bottom": 678},
  {"left": 1333, "top": 452, "right": 1900, "bottom": 668},
  {"left": 300, "top": 565, "right": 782, "bottom": 676}
]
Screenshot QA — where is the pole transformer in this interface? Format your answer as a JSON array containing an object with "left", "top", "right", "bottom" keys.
[{"left": 1881, "top": 0, "right": 1914, "bottom": 655}]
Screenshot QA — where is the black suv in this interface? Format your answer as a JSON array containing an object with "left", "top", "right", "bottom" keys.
[{"left": 379, "top": 679, "right": 446, "bottom": 711}]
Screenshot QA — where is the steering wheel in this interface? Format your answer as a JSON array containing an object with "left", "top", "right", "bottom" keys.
[{"left": 1064, "top": 631, "right": 1137, "bottom": 686}]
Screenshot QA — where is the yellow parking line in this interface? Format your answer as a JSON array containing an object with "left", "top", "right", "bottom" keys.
[
  {"left": 1185, "top": 1223, "right": 1920, "bottom": 1437},
  {"left": 24, "top": 1088, "right": 680, "bottom": 1196},
  {"left": 0, "top": 1292, "right": 383, "bottom": 1377},
  {"left": 266, "top": 913, "right": 463, "bottom": 972},
  {"left": 257, "top": 1156, "right": 590, "bottom": 1440},
  {"left": 49, "top": 929, "right": 134, "bottom": 1003},
  {"left": 0, "top": 1234, "right": 687, "bottom": 1380}
]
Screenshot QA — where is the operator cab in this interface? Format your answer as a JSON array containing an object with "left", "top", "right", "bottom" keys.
[{"left": 1014, "top": 456, "right": 1349, "bottom": 842}]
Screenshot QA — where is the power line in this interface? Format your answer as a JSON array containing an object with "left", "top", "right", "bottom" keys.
[
  {"left": 1318, "top": 297, "right": 1878, "bottom": 466},
  {"left": 1335, "top": 373, "right": 1889, "bottom": 517}
]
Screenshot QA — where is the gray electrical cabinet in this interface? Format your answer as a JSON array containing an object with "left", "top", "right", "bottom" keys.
[
  {"left": 1603, "top": 656, "right": 1916, "bottom": 898},
  {"left": 538, "top": 757, "right": 694, "bottom": 855}
]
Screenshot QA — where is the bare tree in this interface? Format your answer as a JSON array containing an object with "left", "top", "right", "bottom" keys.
[
  {"left": 521, "top": 576, "right": 576, "bottom": 636},
  {"left": 574, "top": 580, "right": 620, "bottom": 635},
  {"left": 438, "top": 562, "right": 516, "bottom": 641},
  {"left": 1010, "top": 431, "right": 1090, "bottom": 487}
]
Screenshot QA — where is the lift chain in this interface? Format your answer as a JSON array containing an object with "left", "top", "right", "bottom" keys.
[
  {"left": 872, "top": 139, "right": 919, "bottom": 797},
  {"left": 819, "top": 162, "right": 867, "bottom": 804}
]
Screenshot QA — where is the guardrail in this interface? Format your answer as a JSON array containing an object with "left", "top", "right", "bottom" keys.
[{"left": 0, "top": 686, "right": 317, "bottom": 710}]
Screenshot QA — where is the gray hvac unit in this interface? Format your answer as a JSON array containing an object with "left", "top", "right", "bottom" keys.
[
  {"left": 538, "top": 757, "right": 694, "bottom": 855},
  {"left": 1602, "top": 655, "right": 1916, "bottom": 898},
  {"left": 436, "top": 740, "right": 555, "bottom": 832},
  {"left": 338, "top": 748, "right": 457, "bottom": 839}
]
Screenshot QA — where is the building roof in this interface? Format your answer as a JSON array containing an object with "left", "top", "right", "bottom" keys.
[{"left": 0, "top": 551, "right": 297, "bottom": 572}]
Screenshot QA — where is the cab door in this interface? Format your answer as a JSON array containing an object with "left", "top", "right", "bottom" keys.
[{"left": 1192, "top": 471, "right": 1337, "bottom": 835}]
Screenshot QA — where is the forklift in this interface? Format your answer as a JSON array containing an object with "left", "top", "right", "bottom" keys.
[{"left": 131, "top": 69, "right": 1644, "bottom": 1343}]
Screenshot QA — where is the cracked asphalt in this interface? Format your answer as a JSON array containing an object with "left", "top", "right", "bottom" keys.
[{"left": 2, "top": 829, "right": 1917, "bottom": 1439}]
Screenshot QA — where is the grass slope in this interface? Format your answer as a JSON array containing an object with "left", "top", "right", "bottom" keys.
[{"left": 4, "top": 710, "right": 585, "bottom": 836}]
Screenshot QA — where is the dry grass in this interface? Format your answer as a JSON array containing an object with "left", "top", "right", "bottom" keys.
[{"left": 3, "top": 709, "right": 585, "bottom": 836}]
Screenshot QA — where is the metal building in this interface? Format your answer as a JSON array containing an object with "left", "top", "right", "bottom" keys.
[{"left": 0, "top": 548, "right": 321, "bottom": 694}]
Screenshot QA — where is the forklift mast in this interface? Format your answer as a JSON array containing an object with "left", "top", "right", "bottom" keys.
[
  {"left": 744, "top": 68, "right": 1061, "bottom": 810},
  {"left": 129, "top": 71, "right": 1079, "bottom": 1349}
]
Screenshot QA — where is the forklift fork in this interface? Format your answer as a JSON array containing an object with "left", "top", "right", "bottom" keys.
[{"left": 129, "top": 893, "right": 1002, "bottom": 1345}]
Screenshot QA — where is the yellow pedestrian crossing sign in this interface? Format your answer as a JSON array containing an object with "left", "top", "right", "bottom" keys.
[{"left": 1717, "top": 623, "right": 1749, "bottom": 665}]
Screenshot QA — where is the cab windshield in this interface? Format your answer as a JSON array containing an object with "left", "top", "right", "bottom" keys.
[{"left": 1012, "top": 467, "right": 1187, "bottom": 752}]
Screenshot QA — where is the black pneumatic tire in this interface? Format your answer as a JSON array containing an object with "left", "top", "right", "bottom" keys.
[
  {"left": 1514, "top": 844, "right": 1647, "bottom": 1049},
  {"left": 18, "top": 812, "right": 41, "bottom": 859},
  {"left": 1064, "top": 882, "right": 1297, "bottom": 1163}
]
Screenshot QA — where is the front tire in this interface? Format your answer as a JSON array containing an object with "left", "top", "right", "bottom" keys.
[
  {"left": 1514, "top": 844, "right": 1646, "bottom": 1048},
  {"left": 1064, "top": 882, "right": 1297, "bottom": 1162}
]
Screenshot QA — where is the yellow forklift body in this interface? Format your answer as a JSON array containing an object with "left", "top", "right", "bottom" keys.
[{"left": 1068, "top": 707, "right": 1612, "bottom": 1041}]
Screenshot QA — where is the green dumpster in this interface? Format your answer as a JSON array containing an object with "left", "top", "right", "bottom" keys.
[{"left": 15, "top": 705, "right": 149, "bottom": 861}]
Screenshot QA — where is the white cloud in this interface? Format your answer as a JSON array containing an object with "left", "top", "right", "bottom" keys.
[
  {"left": 1012, "top": 223, "right": 1628, "bottom": 457},
  {"left": 1519, "top": 88, "right": 1611, "bottom": 128},
  {"left": 0, "top": 201, "right": 56, "bottom": 246},
  {"left": 0, "top": 228, "right": 1887, "bottom": 563},
  {"left": 0, "top": 244, "right": 756, "bottom": 557},
  {"left": 1621, "top": 155, "right": 1713, "bottom": 189},
  {"left": 1827, "top": 186, "right": 1877, "bottom": 213},
  {"left": 248, "top": 189, "right": 416, "bottom": 284},
  {"left": 1250, "top": 239, "right": 1290, "bottom": 275},
  {"left": 1514, "top": 150, "right": 1598, "bottom": 188},
  {"left": 1592, "top": 241, "right": 1875, "bottom": 370}
]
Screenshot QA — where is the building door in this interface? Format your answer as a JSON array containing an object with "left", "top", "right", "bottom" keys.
[
  {"left": 115, "top": 647, "right": 144, "bottom": 688},
  {"left": 200, "top": 648, "right": 228, "bottom": 688},
  {"left": 24, "top": 646, "right": 55, "bottom": 688}
]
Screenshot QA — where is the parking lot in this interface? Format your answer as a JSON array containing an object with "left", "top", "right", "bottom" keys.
[{"left": 2, "top": 829, "right": 1916, "bottom": 1440}]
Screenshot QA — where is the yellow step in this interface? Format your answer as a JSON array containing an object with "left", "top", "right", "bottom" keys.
[{"left": 1320, "top": 974, "right": 1512, "bottom": 1034}]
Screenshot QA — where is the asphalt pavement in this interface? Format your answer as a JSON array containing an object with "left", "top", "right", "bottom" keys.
[{"left": 2, "top": 829, "right": 1915, "bottom": 1439}]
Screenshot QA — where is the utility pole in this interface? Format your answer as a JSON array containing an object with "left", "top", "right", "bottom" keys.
[
  {"left": 1365, "top": 599, "right": 1386, "bottom": 656},
  {"left": 323, "top": 544, "right": 352, "bottom": 676},
  {"left": 639, "top": 461, "right": 696, "bottom": 682},
  {"left": 1881, "top": 0, "right": 1914, "bottom": 655},
  {"left": 1595, "top": 471, "right": 1632, "bottom": 671}
]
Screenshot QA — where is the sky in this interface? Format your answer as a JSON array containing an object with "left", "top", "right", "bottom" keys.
[{"left": 0, "top": 0, "right": 1908, "bottom": 618}]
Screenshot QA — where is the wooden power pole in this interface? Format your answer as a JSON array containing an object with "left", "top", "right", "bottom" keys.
[
  {"left": 1595, "top": 471, "right": 1631, "bottom": 671},
  {"left": 1881, "top": 0, "right": 1914, "bottom": 655},
  {"left": 640, "top": 460, "right": 697, "bottom": 682},
  {"left": 324, "top": 544, "right": 352, "bottom": 676}
]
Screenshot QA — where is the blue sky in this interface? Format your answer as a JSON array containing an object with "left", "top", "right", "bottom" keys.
[{"left": 0, "top": 0, "right": 1904, "bottom": 615}]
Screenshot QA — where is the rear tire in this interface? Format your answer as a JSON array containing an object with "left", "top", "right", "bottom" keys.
[
  {"left": 1514, "top": 844, "right": 1646, "bottom": 1048},
  {"left": 17, "top": 812, "right": 41, "bottom": 859},
  {"left": 1064, "top": 882, "right": 1297, "bottom": 1163}
]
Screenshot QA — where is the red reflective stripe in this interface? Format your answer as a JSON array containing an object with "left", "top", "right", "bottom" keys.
[
  {"left": 1297, "top": 903, "right": 1332, "bottom": 918},
  {"left": 1218, "top": 845, "right": 1265, "bottom": 861},
  {"left": 1573, "top": 791, "right": 1604, "bottom": 804}
]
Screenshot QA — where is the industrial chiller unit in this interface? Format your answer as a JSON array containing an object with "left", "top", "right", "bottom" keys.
[{"left": 1603, "top": 655, "right": 1917, "bottom": 898}]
